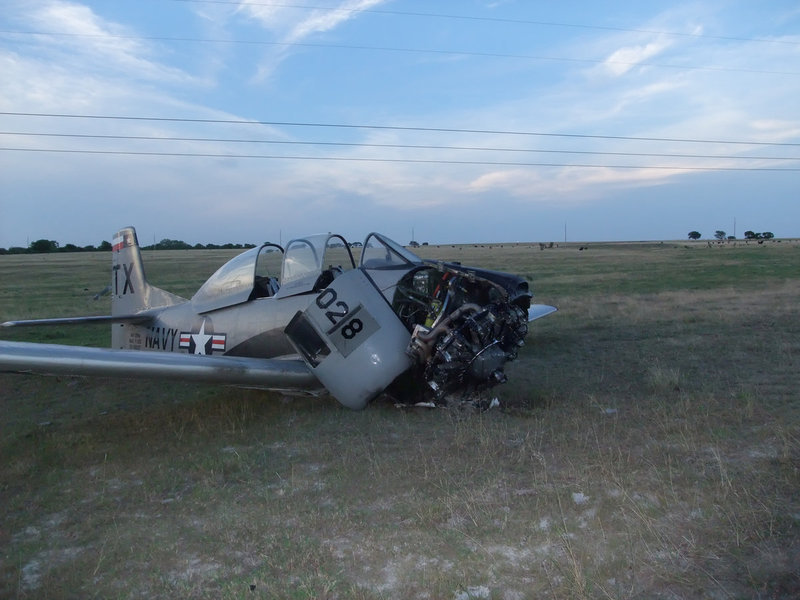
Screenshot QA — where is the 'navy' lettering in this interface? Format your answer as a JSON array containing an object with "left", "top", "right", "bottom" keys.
[{"left": 145, "top": 327, "right": 177, "bottom": 351}]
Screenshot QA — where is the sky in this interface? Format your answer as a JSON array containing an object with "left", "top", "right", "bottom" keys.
[{"left": 1, "top": 0, "right": 798, "bottom": 247}]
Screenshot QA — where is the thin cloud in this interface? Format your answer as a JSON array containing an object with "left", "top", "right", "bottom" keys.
[
  {"left": 239, "top": 0, "right": 385, "bottom": 40},
  {"left": 285, "top": 0, "right": 386, "bottom": 43},
  {"left": 32, "top": 1, "right": 130, "bottom": 40},
  {"left": 601, "top": 38, "right": 673, "bottom": 76},
  {"left": 238, "top": 0, "right": 387, "bottom": 80},
  {"left": 19, "top": 0, "right": 199, "bottom": 85},
  {"left": 467, "top": 165, "right": 678, "bottom": 202}
]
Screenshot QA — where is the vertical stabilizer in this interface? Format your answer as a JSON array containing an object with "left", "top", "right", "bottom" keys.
[
  {"left": 111, "top": 227, "right": 186, "bottom": 349},
  {"left": 111, "top": 227, "right": 144, "bottom": 316},
  {"left": 111, "top": 227, "right": 184, "bottom": 315}
]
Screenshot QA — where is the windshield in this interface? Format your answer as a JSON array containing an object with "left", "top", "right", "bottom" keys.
[
  {"left": 281, "top": 234, "right": 355, "bottom": 284},
  {"left": 281, "top": 237, "right": 321, "bottom": 285},
  {"left": 360, "top": 233, "right": 424, "bottom": 269},
  {"left": 274, "top": 234, "right": 356, "bottom": 298}
]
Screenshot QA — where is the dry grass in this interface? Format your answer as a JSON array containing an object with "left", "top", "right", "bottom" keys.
[{"left": 1, "top": 241, "right": 799, "bottom": 599}]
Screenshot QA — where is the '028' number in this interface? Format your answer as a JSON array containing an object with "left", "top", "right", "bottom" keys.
[{"left": 315, "top": 288, "right": 349, "bottom": 326}]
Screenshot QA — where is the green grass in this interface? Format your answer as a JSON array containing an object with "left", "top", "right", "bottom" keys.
[
  {"left": 413, "top": 240, "right": 800, "bottom": 296},
  {"left": 1, "top": 240, "right": 799, "bottom": 599}
]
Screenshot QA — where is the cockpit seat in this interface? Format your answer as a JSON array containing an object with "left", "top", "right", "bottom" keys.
[
  {"left": 313, "top": 266, "right": 344, "bottom": 291},
  {"left": 251, "top": 275, "right": 280, "bottom": 299}
]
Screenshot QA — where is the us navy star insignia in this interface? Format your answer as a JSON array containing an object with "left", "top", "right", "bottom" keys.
[{"left": 179, "top": 320, "right": 227, "bottom": 355}]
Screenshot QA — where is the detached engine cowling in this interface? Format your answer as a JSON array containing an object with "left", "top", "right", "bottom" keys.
[{"left": 394, "top": 262, "right": 532, "bottom": 401}]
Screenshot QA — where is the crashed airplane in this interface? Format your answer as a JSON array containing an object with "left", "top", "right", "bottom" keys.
[{"left": 0, "top": 227, "right": 556, "bottom": 409}]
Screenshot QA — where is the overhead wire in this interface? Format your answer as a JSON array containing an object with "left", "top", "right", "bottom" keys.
[
  {"left": 3, "top": 146, "right": 798, "bottom": 171},
  {"left": 1, "top": 131, "right": 798, "bottom": 161},
  {"left": 2, "top": 29, "right": 797, "bottom": 76},
  {"left": 2, "top": 112, "right": 798, "bottom": 147},
  {"left": 4, "top": 0, "right": 799, "bottom": 77},
  {"left": 166, "top": 0, "right": 800, "bottom": 47},
  {"left": 1, "top": 111, "right": 798, "bottom": 170}
]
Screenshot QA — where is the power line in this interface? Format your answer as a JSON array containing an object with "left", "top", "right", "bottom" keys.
[
  {"left": 3, "top": 29, "right": 797, "bottom": 76},
  {"left": 2, "top": 112, "right": 798, "bottom": 147},
  {"left": 2, "top": 147, "right": 798, "bottom": 171},
  {"left": 2, "top": 131, "right": 797, "bottom": 161},
  {"left": 167, "top": 0, "right": 800, "bottom": 47}
]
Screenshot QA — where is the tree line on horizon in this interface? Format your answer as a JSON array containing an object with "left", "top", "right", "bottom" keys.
[
  {"left": 2, "top": 231, "right": 785, "bottom": 255},
  {"left": 0, "top": 238, "right": 258, "bottom": 255},
  {"left": 687, "top": 230, "right": 775, "bottom": 241}
]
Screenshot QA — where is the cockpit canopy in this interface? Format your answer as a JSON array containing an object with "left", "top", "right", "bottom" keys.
[
  {"left": 190, "top": 232, "right": 423, "bottom": 313},
  {"left": 191, "top": 243, "right": 283, "bottom": 313}
]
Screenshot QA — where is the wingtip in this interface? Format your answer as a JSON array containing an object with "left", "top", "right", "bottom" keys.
[{"left": 527, "top": 304, "right": 558, "bottom": 322}]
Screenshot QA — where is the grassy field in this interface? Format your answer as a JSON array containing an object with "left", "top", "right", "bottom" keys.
[{"left": 1, "top": 240, "right": 799, "bottom": 599}]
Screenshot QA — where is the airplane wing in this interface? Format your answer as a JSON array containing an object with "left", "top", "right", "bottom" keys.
[
  {"left": 0, "top": 340, "right": 322, "bottom": 393},
  {"left": 2, "top": 311, "right": 158, "bottom": 328}
]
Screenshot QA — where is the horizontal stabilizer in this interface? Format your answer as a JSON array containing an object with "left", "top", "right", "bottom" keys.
[
  {"left": 527, "top": 304, "right": 558, "bottom": 322},
  {"left": 0, "top": 341, "right": 321, "bottom": 392}
]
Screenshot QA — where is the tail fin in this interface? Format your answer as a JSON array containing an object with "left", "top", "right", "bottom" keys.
[{"left": 111, "top": 227, "right": 185, "bottom": 316}]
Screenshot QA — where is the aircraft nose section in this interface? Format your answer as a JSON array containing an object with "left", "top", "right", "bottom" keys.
[{"left": 285, "top": 269, "right": 413, "bottom": 410}]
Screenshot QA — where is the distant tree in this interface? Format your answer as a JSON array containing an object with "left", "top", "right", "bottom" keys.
[
  {"left": 8, "top": 246, "right": 27, "bottom": 254},
  {"left": 156, "top": 238, "right": 191, "bottom": 250},
  {"left": 83, "top": 244, "right": 97, "bottom": 251},
  {"left": 62, "top": 243, "right": 82, "bottom": 252},
  {"left": 0, "top": 248, "right": 6, "bottom": 255},
  {"left": 193, "top": 243, "right": 206, "bottom": 250},
  {"left": 30, "top": 239, "right": 59, "bottom": 253},
  {"left": 743, "top": 231, "right": 776, "bottom": 240},
  {"left": 714, "top": 230, "right": 726, "bottom": 241},
  {"left": 98, "top": 240, "right": 112, "bottom": 251},
  {"left": 727, "top": 236, "right": 736, "bottom": 240},
  {"left": 688, "top": 231, "right": 702, "bottom": 240}
]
